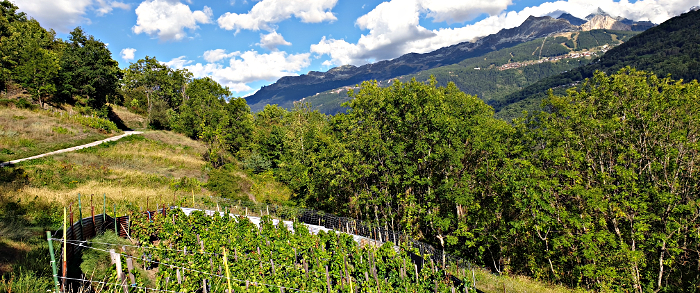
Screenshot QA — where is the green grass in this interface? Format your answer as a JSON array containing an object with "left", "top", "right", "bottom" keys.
[{"left": 0, "top": 106, "right": 117, "bottom": 162}]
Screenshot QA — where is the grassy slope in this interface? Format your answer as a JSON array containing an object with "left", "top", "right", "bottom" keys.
[{"left": 0, "top": 107, "right": 116, "bottom": 162}]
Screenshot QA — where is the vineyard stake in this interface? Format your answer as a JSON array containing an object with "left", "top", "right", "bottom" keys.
[
  {"left": 62, "top": 208, "right": 67, "bottom": 292},
  {"left": 192, "top": 189, "right": 195, "bottom": 208},
  {"left": 325, "top": 266, "right": 331, "bottom": 293},
  {"left": 103, "top": 193, "right": 106, "bottom": 231},
  {"left": 46, "top": 231, "right": 60, "bottom": 293},
  {"left": 114, "top": 204, "right": 117, "bottom": 234},
  {"left": 78, "top": 193, "right": 84, "bottom": 240},
  {"left": 223, "top": 247, "right": 233, "bottom": 293},
  {"left": 126, "top": 256, "right": 136, "bottom": 285},
  {"left": 91, "top": 194, "right": 96, "bottom": 236},
  {"left": 69, "top": 205, "right": 74, "bottom": 254}
]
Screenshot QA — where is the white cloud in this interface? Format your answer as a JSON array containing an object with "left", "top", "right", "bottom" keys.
[
  {"left": 94, "top": 0, "right": 130, "bottom": 16},
  {"left": 217, "top": 0, "right": 338, "bottom": 33},
  {"left": 132, "top": 0, "right": 213, "bottom": 41},
  {"left": 120, "top": 48, "right": 136, "bottom": 61},
  {"left": 162, "top": 56, "right": 193, "bottom": 68},
  {"left": 165, "top": 50, "right": 311, "bottom": 94},
  {"left": 258, "top": 31, "right": 292, "bottom": 50},
  {"left": 13, "top": 0, "right": 129, "bottom": 32},
  {"left": 203, "top": 49, "right": 239, "bottom": 63},
  {"left": 417, "top": 0, "right": 513, "bottom": 23},
  {"left": 312, "top": 0, "right": 697, "bottom": 66}
]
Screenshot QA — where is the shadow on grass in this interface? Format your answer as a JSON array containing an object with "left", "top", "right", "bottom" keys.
[{"left": 108, "top": 107, "right": 132, "bottom": 131}]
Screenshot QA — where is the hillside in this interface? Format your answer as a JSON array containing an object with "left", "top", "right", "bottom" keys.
[
  {"left": 0, "top": 100, "right": 122, "bottom": 163},
  {"left": 496, "top": 8, "right": 700, "bottom": 120},
  {"left": 246, "top": 10, "right": 655, "bottom": 113},
  {"left": 304, "top": 29, "right": 639, "bottom": 114},
  {"left": 247, "top": 15, "right": 580, "bottom": 111}
]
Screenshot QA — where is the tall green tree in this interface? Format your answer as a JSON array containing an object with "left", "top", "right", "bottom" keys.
[
  {"left": 122, "top": 56, "right": 191, "bottom": 127},
  {"left": 497, "top": 68, "right": 700, "bottom": 290},
  {"left": 1, "top": 18, "right": 59, "bottom": 106},
  {"left": 58, "top": 27, "right": 120, "bottom": 110},
  {"left": 0, "top": 0, "right": 26, "bottom": 90},
  {"left": 307, "top": 78, "right": 509, "bottom": 262}
]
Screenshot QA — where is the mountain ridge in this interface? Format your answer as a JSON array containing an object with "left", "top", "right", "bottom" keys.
[
  {"left": 495, "top": 8, "right": 700, "bottom": 120},
  {"left": 247, "top": 15, "right": 579, "bottom": 111},
  {"left": 246, "top": 10, "right": 656, "bottom": 111}
]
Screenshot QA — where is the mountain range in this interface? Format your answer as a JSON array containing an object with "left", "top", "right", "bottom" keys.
[
  {"left": 246, "top": 9, "right": 657, "bottom": 112},
  {"left": 495, "top": 8, "right": 700, "bottom": 120}
]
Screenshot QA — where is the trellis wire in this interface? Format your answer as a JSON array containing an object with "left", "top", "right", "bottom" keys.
[{"left": 55, "top": 238, "right": 322, "bottom": 293}]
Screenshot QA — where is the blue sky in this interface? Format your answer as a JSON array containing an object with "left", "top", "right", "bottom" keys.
[{"left": 12, "top": 0, "right": 699, "bottom": 97}]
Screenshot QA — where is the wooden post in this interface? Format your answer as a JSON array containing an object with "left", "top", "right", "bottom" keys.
[
  {"left": 78, "top": 194, "right": 84, "bottom": 240},
  {"left": 176, "top": 269, "right": 182, "bottom": 284},
  {"left": 414, "top": 264, "right": 419, "bottom": 281},
  {"left": 271, "top": 259, "right": 276, "bottom": 275},
  {"left": 46, "top": 231, "right": 60, "bottom": 293},
  {"left": 126, "top": 256, "right": 136, "bottom": 285},
  {"left": 69, "top": 205, "right": 74, "bottom": 256},
  {"left": 203, "top": 279, "right": 208, "bottom": 293},
  {"left": 114, "top": 204, "right": 118, "bottom": 234},
  {"left": 325, "top": 266, "right": 332, "bottom": 293},
  {"left": 192, "top": 189, "right": 195, "bottom": 208},
  {"left": 303, "top": 259, "right": 309, "bottom": 278},
  {"left": 110, "top": 249, "right": 128, "bottom": 293}
]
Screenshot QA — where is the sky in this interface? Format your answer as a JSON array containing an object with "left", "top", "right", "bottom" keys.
[{"left": 11, "top": 0, "right": 700, "bottom": 97}]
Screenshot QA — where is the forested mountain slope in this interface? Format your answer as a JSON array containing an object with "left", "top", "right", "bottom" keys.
[
  {"left": 496, "top": 8, "right": 700, "bottom": 120},
  {"left": 304, "top": 29, "right": 639, "bottom": 114},
  {"left": 246, "top": 15, "right": 581, "bottom": 111}
]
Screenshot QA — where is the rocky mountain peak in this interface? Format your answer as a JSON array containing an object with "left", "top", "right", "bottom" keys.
[{"left": 581, "top": 15, "right": 631, "bottom": 31}]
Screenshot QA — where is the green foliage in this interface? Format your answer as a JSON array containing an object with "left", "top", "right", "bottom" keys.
[
  {"left": 206, "top": 164, "right": 250, "bottom": 200},
  {"left": 127, "top": 209, "right": 470, "bottom": 293},
  {"left": 80, "top": 231, "right": 131, "bottom": 283},
  {"left": 52, "top": 111, "right": 120, "bottom": 133},
  {"left": 485, "top": 68, "right": 700, "bottom": 290},
  {"left": 122, "top": 56, "right": 192, "bottom": 128},
  {"left": 243, "top": 151, "right": 272, "bottom": 174}
]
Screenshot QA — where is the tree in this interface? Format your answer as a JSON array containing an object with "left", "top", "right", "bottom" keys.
[
  {"left": 58, "top": 27, "right": 120, "bottom": 110},
  {"left": 501, "top": 68, "right": 700, "bottom": 290},
  {"left": 309, "top": 77, "right": 508, "bottom": 264},
  {"left": 122, "top": 56, "right": 191, "bottom": 127},
  {"left": 0, "top": 17, "right": 59, "bottom": 106}
]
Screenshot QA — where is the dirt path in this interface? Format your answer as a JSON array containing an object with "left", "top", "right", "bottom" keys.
[{"left": 0, "top": 131, "right": 143, "bottom": 167}]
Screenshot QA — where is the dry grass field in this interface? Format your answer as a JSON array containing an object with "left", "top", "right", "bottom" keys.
[{"left": 0, "top": 107, "right": 110, "bottom": 162}]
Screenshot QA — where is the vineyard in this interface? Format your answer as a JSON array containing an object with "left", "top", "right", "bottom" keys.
[{"left": 51, "top": 206, "right": 475, "bottom": 293}]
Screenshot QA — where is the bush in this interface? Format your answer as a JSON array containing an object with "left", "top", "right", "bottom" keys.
[
  {"left": 243, "top": 152, "right": 271, "bottom": 174},
  {"left": 205, "top": 164, "right": 251, "bottom": 200}
]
